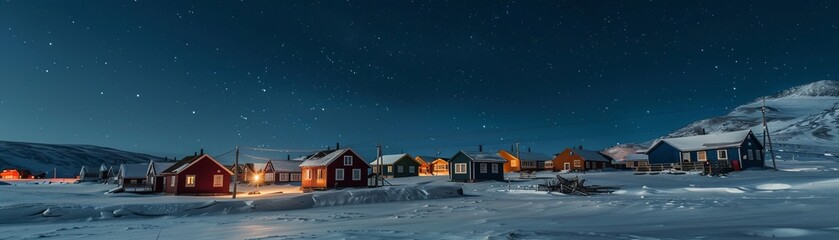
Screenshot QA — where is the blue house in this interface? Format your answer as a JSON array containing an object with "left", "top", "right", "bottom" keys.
[
  {"left": 449, "top": 151, "right": 506, "bottom": 182},
  {"left": 646, "top": 130, "right": 765, "bottom": 170}
]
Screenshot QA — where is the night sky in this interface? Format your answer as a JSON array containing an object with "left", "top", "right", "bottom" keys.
[{"left": 1, "top": 1, "right": 837, "bottom": 161}]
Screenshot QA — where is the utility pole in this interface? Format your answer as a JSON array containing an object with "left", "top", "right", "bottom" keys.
[
  {"left": 53, "top": 167, "right": 56, "bottom": 179},
  {"left": 762, "top": 99, "right": 778, "bottom": 171},
  {"left": 515, "top": 142, "right": 520, "bottom": 172},
  {"left": 376, "top": 145, "right": 383, "bottom": 187},
  {"left": 233, "top": 146, "right": 239, "bottom": 199}
]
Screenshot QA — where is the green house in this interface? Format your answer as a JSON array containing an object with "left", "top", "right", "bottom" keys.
[
  {"left": 449, "top": 151, "right": 506, "bottom": 182},
  {"left": 369, "top": 154, "right": 420, "bottom": 178}
]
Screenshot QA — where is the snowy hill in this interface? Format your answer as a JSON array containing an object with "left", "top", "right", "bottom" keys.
[
  {"left": 607, "top": 80, "right": 839, "bottom": 160},
  {"left": 0, "top": 141, "right": 163, "bottom": 178}
]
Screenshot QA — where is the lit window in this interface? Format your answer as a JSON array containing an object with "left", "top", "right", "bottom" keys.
[
  {"left": 317, "top": 169, "right": 323, "bottom": 179},
  {"left": 681, "top": 153, "right": 691, "bottom": 162},
  {"left": 291, "top": 173, "right": 300, "bottom": 181},
  {"left": 306, "top": 169, "right": 312, "bottom": 180},
  {"left": 170, "top": 176, "right": 175, "bottom": 187},
  {"left": 186, "top": 175, "right": 196, "bottom": 187},
  {"left": 388, "top": 165, "right": 393, "bottom": 173},
  {"left": 573, "top": 160, "right": 581, "bottom": 167},
  {"left": 335, "top": 169, "right": 345, "bottom": 181},
  {"left": 454, "top": 163, "right": 467, "bottom": 174},
  {"left": 717, "top": 150, "right": 728, "bottom": 160},
  {"left": 352, "top": 169, "right": 361, "bottom": 180},
  {"left": 698, "top": 151, "right": 707, "bottom": 161},
  {"left": 343, "top": 156, "right": 353, "bottom": 166},
  {"left": 213, "top": 175, "right": 223, "bottom": 187}
]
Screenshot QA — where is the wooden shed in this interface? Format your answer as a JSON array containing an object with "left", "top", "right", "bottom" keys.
[
  {"left": 370, "top": 154, "right": 420, "bottom": 178},
  {"left": 552, "top": 148, "right": 612, "bottom": 171},
  {"left": 299, "top": 148, "right": 370, "bottom": 190},
  {"left": 448, "top": 151, "right": 506, "bottom": 182}
]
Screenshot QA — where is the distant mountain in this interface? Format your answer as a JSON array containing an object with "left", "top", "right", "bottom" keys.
[
  {"left": 0, "top": 141, "right": 163, "bottom": 178},
  {"left": 606, "top": 80, "right": 839, "bottom": 161}
]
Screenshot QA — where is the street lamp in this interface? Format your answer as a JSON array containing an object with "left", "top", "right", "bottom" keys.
[{"left": 250, "top": 174, "right": 261, "bottom": 195}]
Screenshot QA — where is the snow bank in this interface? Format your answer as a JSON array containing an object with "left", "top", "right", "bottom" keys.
[{"left": 0, "top": 185, "right": 463, "bottom": 224}]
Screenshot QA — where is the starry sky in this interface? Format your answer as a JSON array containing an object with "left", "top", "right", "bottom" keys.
[{"left": 1, "top": 1, "right": 837, "bottom": 161}]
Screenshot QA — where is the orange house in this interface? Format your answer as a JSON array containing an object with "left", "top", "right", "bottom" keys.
[
  {"left": 415, "top": 156, "right": 449, "bottom": 175},
  {"left": 1, "top": 169, "right": 33, "bottom": 179},
  {"left": 497, "top": 150, "right": 553, "bottom": 172},
  {"left": 552, "top": 148, "right": 612, "bottom": 171}
]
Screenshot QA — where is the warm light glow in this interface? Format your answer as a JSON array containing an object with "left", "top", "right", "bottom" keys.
[{"left": 254, "top": 175, "right": 260, "bottom": 181}]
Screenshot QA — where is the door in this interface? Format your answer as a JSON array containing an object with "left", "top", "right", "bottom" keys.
[{"left": 563, "top": 163, "right": 570, "bottom": 170}]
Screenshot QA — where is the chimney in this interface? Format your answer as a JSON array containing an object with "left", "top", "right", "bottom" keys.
[
  {"left": 194, "top": 152, "right": 197, "bottom": 156},
  {"left": 528, "top": 147, "right": 531, "bottom": 153},
  {"left": 327, "top": 146, "right": 331, "bottom": 151},
  {"left": 336, "top": 142, "right": 340, "bottom": 150},
  {"left": 287, "top": 154, "right": 291, "bottom": 161},
  {"left": 578, "top": 145, "right": 583, "bottom": 150},
  {"left": 511, "top": 145, "right": 514, "bottom": 152},
  {"left": 479, "top": 144, "right": 483, "bottom": 152},
  {"left": 200, "top": 148, "right": 204, "bottom": 155}
]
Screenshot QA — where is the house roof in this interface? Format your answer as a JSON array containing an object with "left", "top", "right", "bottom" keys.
[
  {"left": 416, "top": 155, "right": 448, "bottom": 164},
  {"left": 620, "top": 153, "right": 649, "bottom": 162},
  {"left": 252, "top": 163, "right": 267, "bottom": 172},
  {"left": 370, "top": 154, "right": 412, "bottom": 166},
  {"left": 119, "top": 163, "right": 149, "bottom": 179},
  {"left": 650, "top": 130, "right": 754, "bottom": 152},
  {"left": 299, "top": 148, "right": 369, "bottom": 167},
  {"left": 513, "top": 152, "right": 553, "bottom": 162},
  {"left": 460, "top": 151, "right": 507, "bottom": 163},
  {"left": 270, "top": 160, "right": 303, "bottom": 172},
  {"left": 567, "top": 149, "right": 611, "bottom": 162},
  {"left": 162, "top": 154, "right": 234, "bottom": 175},
  {"left": 149, "top": 161, "right": 176, "bottom": 175}
]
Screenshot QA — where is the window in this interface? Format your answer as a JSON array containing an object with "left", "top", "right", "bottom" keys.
[
  {"left": 409, "top": 166, "right": 415, "bottom": 173},
  {"left": 170, "top": 176, "right": 175, "bottom": 187},
  {"left": 480, "top": 163, "right": 487, "bottom": 173},
  {"left": 290, "top": 173, "right": 301, "bottom": 181},
  {"left": 748, "top": 150, "right": 754, "bottom": 161},
  {"left": 306, "top": 169, "right": 312, "bottom": 180},
  {"left": 435, "top": 164, "right": 448, "bottom": 170},
  {"left": 317, "top": 169, "right": 323, "bottom": 179},
  {"left": 398, "top": 166, "right": 404, "bottom": 173},
  {"left": 511, "top": 160, "right": 519, "bottom": 167},
  {"left": 335, "top": 169, "right": 345, "bottom": 181},
  {"left": 352, "top": 169, "right": 361, "bottom": 180},
  {"left": 454, "top": 163, "right": 467, "bottom": 174},
  {"left": 545, "top": 161, "right": 553, "bottom": 168},
  {"left": 387, "top": 166, "right": 393, "bottom": 173},
  {"left": 573, "top": 160, "right": 581, "bottom": 167},
  {"left": 758, "top": 150, "right": 764, "bottom": 160},
  {"left": 279, "top": 173, "right": 289, "bottom": 182},
  {"left": 264, "top": 173, "right": 274, "bottom": 182},
  {"left": 213, "top": 175, "right": 223, "bottom": 187},
  {"left": 343, "top": 156, "right": 353, "bottom": 166},
  {"left": 697, "top": 151, "right": 707, "bottom": 161},
  {"left": 186, "top": 175, "right": 196, "bottom": 187},
  {"left": 717, "top": 150, "right": 728, "bottom": 160},
  {"left": 492, "top": 164, "right": 498, "bottom": 173},
  {"left": 681, "top": 153, "right": 691, "bottom": 162}
]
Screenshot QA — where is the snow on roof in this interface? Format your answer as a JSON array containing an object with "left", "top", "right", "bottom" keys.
[
  {"left": 654, "top": 130, "right": 753, "bottom": 152},
  {"left": 512, "top": 152, "right": 553, "bottom": 162},
  {"left": 370, "top": 154, "right": 411, "bottom": 166},
  {"left": 99, "top": 164, "right": 108, "bottom": 171},
  {"left": 415, "top": 156, "right": 448, "bottom": 163},
  {"left": 461, "top": 151, "right": 507, "bottom": 163},
  {"left": 569, "top": 149, "right": 611, "bottom": 162},
  {"left": 270, "top": 160, "right": 303, "bottom": 172},
  {"left": 300, "top": 148, "right": 362, "bottom": 167},
  {"left": 150, "top": 162, "right": 176, "bottom": 175},
  {"left": 252, "top": 163, "right": 267, "bottom": 172},
  {"left": 162, "top": 155, "right": 233, "bottom": 175},
  {"left": 119, "top": 163, "right": 149, "bottom": 179}
]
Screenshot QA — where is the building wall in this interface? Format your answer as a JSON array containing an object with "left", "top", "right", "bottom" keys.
[
  {"left": 430, "top": 159, "right": 449, "bottom": 175},
  {"left": 647, "top": 143, "right": 681, "bottom": 164},
  {"left": 740, "top": 134, "right": 766, "bottom": 169},
  {"left": 392, "top": 156, "right": 420, "bottom": 178},
  {"left": 300, "top": 166, "right": 327, "bottom": 189},
  {"left": 472, "top": 162, "right": 504, "bottom": 181},
  {"left": 449, "top": 152, "right": 472, "bottom": 182},
  {"left": 552, "top": 148, "right": 585, "bottom": 171},
  {"left": 497, "top": 150, "right": 520, "bottom": 173},
  {"left": 448, "top": 152, "right": 503, "bottom": 182},
  {"left": 325, "top": 151, "right": 369, "bottom": 188}
]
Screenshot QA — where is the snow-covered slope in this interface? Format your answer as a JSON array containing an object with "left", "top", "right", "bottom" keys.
[
  {"left": 607, "top": 80, "right": 839, "bottom": 160},
  {"left": 0, "top": 141, "right": 163, "bottom": 177}
]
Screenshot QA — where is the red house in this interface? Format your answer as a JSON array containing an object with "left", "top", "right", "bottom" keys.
[
  {"left": 161, "top": 154, "right": 233, "bottom": 195},
  {"left": 299, "top": 148, "right": 370, "bottom": 190}
]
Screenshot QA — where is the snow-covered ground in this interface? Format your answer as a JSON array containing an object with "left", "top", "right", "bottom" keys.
[{"left": 2, "top": 160, "right": 838, "bottom": 239}]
